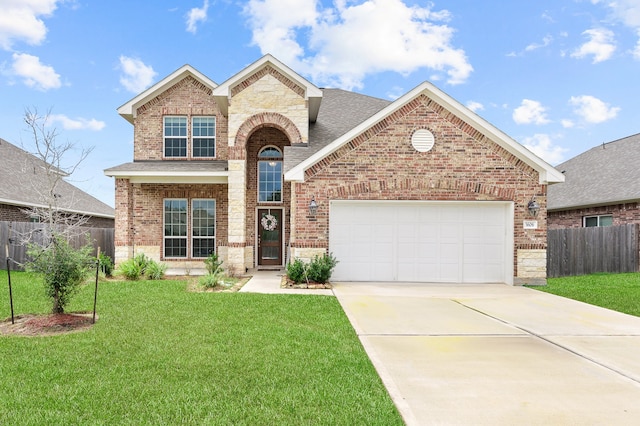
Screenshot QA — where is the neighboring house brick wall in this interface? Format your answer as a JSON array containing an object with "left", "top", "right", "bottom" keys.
[
  {"left": 133, "top": 75, "right": 228, "bottom": 161},
  {"left": 290, "top": 94, "right": 547, "bottom": 278},
  {"left": 548, "top": 202, "right": 640, "bottom": 229},
  {"left": 0, "top": 202, "right": 113, "bottom": 228}
]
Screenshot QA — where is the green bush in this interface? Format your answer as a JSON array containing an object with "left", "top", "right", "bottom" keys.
[
  {"left": 286, "top": 253, "right": 339, "bottom": 284},
  {"left": 286, "top": 258, "right": 307, "bottom": 284},
  {"left": 25, "top": 233, "right": 93, "bottom": 313},
  {"left": 204, "top": 252, "right": 224, "bottom": 276},
  {"left": 307, "top": 253, "right": 339, "bottom": 283},
  {"left": 99, "top": 252, "right": 114, "bottom": 277},
  {"left": 145, "top": 261, "right": 167, "bottom": 280},
  {"left": 118, "top": 254, "right": 167, "bottom": 281},
  {"left": 199, "top": 274, "right": 220, "bottom": 289}
]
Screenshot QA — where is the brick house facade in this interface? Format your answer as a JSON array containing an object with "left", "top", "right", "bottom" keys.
[{"left": 106, "top": 55, "right": 564, "bottom": 284}]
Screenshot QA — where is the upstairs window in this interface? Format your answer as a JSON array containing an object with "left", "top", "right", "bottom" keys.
[
  {"left": 164, "top": 116, "right": 187, "bottom": 157},
  {"left": 584, "top": 215, "right": 613, "bottom": 227},
  {"left": 192, "top": 117, "right": 216, "bottom": 158},
  {"left": 258, "top": 146, "right": 283, "bottom": 203}
]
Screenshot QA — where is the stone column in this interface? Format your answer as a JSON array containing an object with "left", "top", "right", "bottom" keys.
[{"left": 227, "top": 159, "right": 246, "bottom": 274}]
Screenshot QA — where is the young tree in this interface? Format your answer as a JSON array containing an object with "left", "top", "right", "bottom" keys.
[{"left": 20, "top": 108, "right": 96, "bottom": 314}]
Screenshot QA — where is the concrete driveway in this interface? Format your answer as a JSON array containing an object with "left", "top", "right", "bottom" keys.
[{"left": 332, "top": 282, "right": 640, "bottom": 425}]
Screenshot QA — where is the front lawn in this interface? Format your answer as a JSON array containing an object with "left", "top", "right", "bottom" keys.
[
  {"left": 0, "top": 271, "right": 402, "bottom": 425},
  {"left": 532, "top": 273, "right": 640, "bottom": 317}
]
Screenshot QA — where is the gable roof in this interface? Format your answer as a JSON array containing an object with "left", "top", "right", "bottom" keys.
[
  {"left": 547, "top": 133, "right": 640, "bottom": 211},
  {"left": 117, "top": 64, "right": 217, "bottom": 124},
  {"left": 0, "top": 138, "right": 114, "bottom": 219},
  {"left": 212, "top": 54, "right": 323, "bottom": 122},
  {"left": 285, "top": 81, "right": 565, "bottom": 185}
]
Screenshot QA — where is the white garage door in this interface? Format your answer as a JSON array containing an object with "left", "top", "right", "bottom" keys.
[{"left": 329, "top": 201, "right": 513, "bottom": 283}]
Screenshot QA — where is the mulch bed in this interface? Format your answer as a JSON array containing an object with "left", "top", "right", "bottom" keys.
[
  {"left": 0, "top": 312, "right": 96, "bottom": 337},
  {"left": 280, "top": 275, "right": 332, "bottom": 289}
]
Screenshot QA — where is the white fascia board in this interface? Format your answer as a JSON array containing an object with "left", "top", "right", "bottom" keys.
[
  {"left": 211, "top": 54, "right": 322, "bottom": 120},
  {"left": 117, "top": 65, "right": 218, "bottom": 124},
  {"left": 285, "top": 81, "right": 565, "bottom": 185}
]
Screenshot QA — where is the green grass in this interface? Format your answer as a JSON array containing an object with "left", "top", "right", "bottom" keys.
[
  {"left": 532, "top": 273, "right": 640, "bottom": 317},
  {"left": 0, "top": 271, "right": 402, "bottom": 425}
]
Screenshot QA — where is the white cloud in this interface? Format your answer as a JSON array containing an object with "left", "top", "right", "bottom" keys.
[
  {"left": 525, "top": 35, "right": 553, "bottom": 52},
  {"left": 466, "top": 101, "right": 484, "bottom": 112},
  {"left": 513, "top": 99, "right": 550, "bottom": 125},
  {"left": 11, "top": 52, "right": 61, "bottom": 90},
  {"left": 522, "top": 134, "right": 568, "bottom": 165},
  {"left": 569, "top": 95, "right": 620, "bottom": 123},
  {"left": 0, "top": 0, "right": 58, "bottom": 50},
  {"left": 186, "top": 0, "right": 209, "bottom": 34},
  {"left": 118, "top": 56, "right": 157, "bottom": 93},
  {"left": 244, "top": 0, "right": 472, "bottom": 90},
  {"left": 561, "top": 119, "right": 575, "bottom": 128},
  {"left": 49, "top": 114, "right": 106, "bottom": 131},
  {"left": 571, "top": 28, "right": 616, "bottom": 63}
]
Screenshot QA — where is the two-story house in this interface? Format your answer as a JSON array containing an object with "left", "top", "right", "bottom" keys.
[{"left": 105, "top": 54, "right": 563, "bottom": 284}]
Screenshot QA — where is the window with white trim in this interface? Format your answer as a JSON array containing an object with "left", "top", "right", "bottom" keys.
[
  {"left": 192, "top": 199, "right": 216, "bottom": 258},
  {"left": 164, "top": 116, "right": 187, "bottom": 157},
  {"left": 192, "top": 117, "right": 216, "bottom": 158},
  {"left": 258, "top": 146, "right": 283, "bottom": 203},
  {"left": 583, "top": 215, "right": 613, "bottom": 227},
  {"left": 164, "top": 199, "right": 187, "bottom": 257}
]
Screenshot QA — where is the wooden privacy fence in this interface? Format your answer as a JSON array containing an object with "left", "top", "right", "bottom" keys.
[
  {"left": 0, "top": 221, "right": 114, "bottom": 271},
  {"left": 547, "top": 224, "right": 639, "bottom": 278}
]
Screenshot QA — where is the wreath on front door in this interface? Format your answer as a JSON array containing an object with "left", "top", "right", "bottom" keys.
[{"left": 261, "top": 214, "right": 278, "bottom": 231}]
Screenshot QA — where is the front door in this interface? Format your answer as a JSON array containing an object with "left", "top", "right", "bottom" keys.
[{"left": 257, "top": 208, "right": 283, "bottom": 266}]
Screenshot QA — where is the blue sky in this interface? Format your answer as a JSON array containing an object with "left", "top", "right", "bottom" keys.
[{"left": 1, "top": 0, "right": 639, "bottom": 208}]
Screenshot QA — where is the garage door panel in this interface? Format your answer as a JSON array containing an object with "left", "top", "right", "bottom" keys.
[{"left": 329, "top": 201, "right": 512, "bottom": 283}]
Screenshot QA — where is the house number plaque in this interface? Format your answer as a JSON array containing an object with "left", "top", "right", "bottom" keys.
[{"left": 523, "top": 220, "right": 538, "bottom": 229}]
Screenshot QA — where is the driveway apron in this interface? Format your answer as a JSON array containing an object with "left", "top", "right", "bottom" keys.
[{"left": 332, "top": 282, "right": 640, "bottom": 425}]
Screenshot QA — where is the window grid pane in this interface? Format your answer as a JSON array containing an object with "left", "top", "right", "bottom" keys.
[
  {"left": 192, "top": 117, "right": 216, "bottom": 157},
  {"left": 192, "top": 199, "right": 215, "bottom": 258},
  {"left": 258, "top": 161, "right": 282, "bottom": 202},
  {"left": 164, "top": 117, "right": 187, "bottom": 157},
  {"left": 164, "top": 199, "right": 187, "bottom": 258}
]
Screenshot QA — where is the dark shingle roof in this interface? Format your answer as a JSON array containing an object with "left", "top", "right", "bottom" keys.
[
  {"left": 0, "top": 138, "right": 115, "bottom": 218},
  {"left": 547, "top": 133, "right": 640, "bottom": 211},
  {"left": 284, "top": 88, "right": 391, "bottom": 172}
]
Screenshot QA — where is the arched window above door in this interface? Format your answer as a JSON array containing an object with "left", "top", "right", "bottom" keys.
[{"left": 258, "top": 146, "right": 283, "bottom": 203}]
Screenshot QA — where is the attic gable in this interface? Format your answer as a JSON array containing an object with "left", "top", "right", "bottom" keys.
[
  {"left": 212, "top": 54, "right": 323, "bottom": 122},
  {"left": 117, "top": 64, "right": 217, "bottom": 124}
]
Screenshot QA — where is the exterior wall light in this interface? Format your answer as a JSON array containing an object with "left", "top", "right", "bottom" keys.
[
  {"left": 527, "top": 197, "right": 540, "bottom": 217},
  {"left": 309, "top": 196, "right": 318, "bottom": 216}
]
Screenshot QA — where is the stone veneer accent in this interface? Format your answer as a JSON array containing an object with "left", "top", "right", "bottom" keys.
[
  {"left": 515, "top": 249, "right": 547, "bottom": 285},
  {"left": 289, "top": 93, "right": 548, "bottom": 281}
]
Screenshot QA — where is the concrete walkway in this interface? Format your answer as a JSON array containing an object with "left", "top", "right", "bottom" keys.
[{"left": 332, "top": 282, "right": 640, "bottom": 425}]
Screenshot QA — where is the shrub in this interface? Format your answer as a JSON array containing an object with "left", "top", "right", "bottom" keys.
[
  {"left": 199, "top": 274, "right": 220, "bottom": 289},
  {"left": 145, "top": 260, "right": 167, "bottom": 280},
  {"left": 25, "top": 233, "right": 93, "bottom": 313},
  {"left": 286, "top": 258, "right": 307, "bottom": 284},
  {"left": 204, "top": 252, "right": 224, "bottom": 276},
  {"left": 307, "top": 253, "right": 339, "bottom": 283},
  {"left": 286, "top": 253, "right": 339, "bottom": 284},
  {"left": 99, "top": 252, "right": 114, "bottom": 277},
  {"left": 118, "top": 254, "right": 167, "bottom": 281}
]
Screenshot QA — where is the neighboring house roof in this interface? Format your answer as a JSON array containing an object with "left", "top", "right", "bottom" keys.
[
  {"left": 0, "top": 138, "right": 115, "bottom": 219},
  {"left": 212, "top": 54, "right": 323, "bottom": 121},
  {"left": 118, "top": 64, "right": 217, "bottom": 124},
  {"left": 285, "top": 81, "right": 565, "bottom": 185},
  {"left": 548, "top": 133, "right": 640, "bottom": 211}
]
